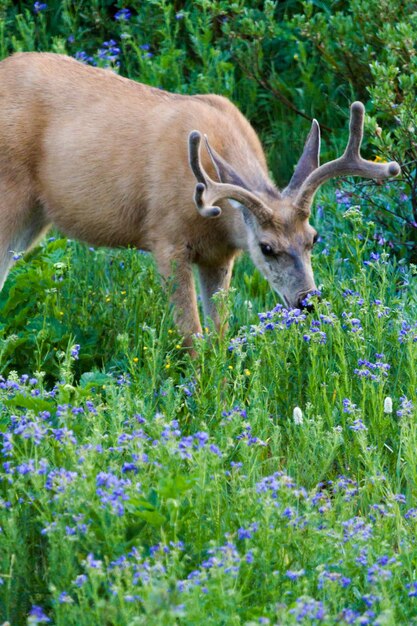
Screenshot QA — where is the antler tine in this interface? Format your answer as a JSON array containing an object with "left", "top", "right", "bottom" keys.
[
  {"left": 294, "top": 102, "right": 401, "bottom": 211},
  {"left": 188, "top": 130, "right": 273, "bottom": 223},
  {"left": 189, "top": 131, "right": 222, "bottom": 218},
  {"left": 345, "top": 101, "right": 365, "bottom": 158}
]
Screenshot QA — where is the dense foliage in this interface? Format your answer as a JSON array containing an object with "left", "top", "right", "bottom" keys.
[{"left": 1, "top": 1, "right": 417, "bottom": 625}]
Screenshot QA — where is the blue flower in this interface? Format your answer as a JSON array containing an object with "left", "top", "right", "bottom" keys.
[
  {"left": 397, "top": 396, "right": 414, "bottom": 418},
  {"left": 286, "top": 569, "right": 305, "bottom": 580},
  {"left": 343, "top": 398, "right": 357, "bottom": 414},
  {"left": 407, "top": 581, "right": 417, "bottom": 597},
  {"left": 114, "top": 8, "right": 131, "bottom": 20},
  {"left": 58, "top": 591, "right": 73, "bottom": 604},
  {"left": 74, "top": 51, "right": 96, "bottom": 65},
  {"left": 70, "top": 344, "right": 80, "bottom": 359},
  {"left": 28, "top": 605, "right": 50, "bottom": 623},
  {"left": 73, "top": 574, "right": 87, "bottom": 587},
  {"left": 33, "top": 2, "right": 47, "bottom": 14}
]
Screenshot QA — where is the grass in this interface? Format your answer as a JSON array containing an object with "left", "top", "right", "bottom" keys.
[{"left": 1, "top": 186, "right": 417, "bottom": 625}]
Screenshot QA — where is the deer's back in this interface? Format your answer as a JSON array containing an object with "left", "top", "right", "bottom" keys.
[{"left": 0, "top": 53, "right": 268, "bottom": 253}]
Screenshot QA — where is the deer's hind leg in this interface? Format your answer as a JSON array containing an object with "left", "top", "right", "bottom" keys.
[{"left": 0, "top": 178, "right": 50, "bottom": 291}]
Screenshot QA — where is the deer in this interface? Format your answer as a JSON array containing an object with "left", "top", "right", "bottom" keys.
[{"left": 0, "top": 52, "right": 400, "bottom": 347}]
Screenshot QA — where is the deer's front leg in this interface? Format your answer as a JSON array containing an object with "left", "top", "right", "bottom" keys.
[
  {"left": 156, "top": 251, "right": 202, "bottom": 348},
  {"left": 197, "top": 260, "right": 234, "bottom": 334}
]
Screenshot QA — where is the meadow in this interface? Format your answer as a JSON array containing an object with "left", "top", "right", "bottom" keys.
[{"left": 1, "top": 1, "right": 417, "bottom": 625}]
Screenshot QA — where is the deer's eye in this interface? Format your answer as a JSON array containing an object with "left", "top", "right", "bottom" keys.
[{"left": 260, "top": 243, "right": 274, "bottom": 257}]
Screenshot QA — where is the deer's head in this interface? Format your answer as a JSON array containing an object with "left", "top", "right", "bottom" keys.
[{"left": 189, "top": 102, "right": 400, "bottom": 309}]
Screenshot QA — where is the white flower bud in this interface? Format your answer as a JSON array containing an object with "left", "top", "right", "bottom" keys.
[
  {"left": 293, "top": 406, "right": 304, "bottom": 425},
  {"left": 384, "top": 397, "right": 393, "bottom": 414}
]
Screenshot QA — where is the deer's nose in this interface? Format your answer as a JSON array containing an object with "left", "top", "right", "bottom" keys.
[{"left": 298, "top": 292, "right": 319, "bottom": 313}]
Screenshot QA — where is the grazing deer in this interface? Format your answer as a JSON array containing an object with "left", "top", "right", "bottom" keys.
[{"left": 0, "top": 52, "right": 400, "bottom": 346}]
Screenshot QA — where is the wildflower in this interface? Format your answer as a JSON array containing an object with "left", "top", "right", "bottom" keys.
[
  {"left": 341, "top": 312, "right": 363, "bottom": 334},
  {"left": 237, "top": 523, "right": 258, "bottom": 540},
  {"left": 28, "top": 605, "right": 50, "bottom": 623},
  {"left": 58, "top": 591, "right": 73, "bottom": 603},
  {"left": 397, "top": 396, "right": 414, "bottom": 418},
  {"left": 245, "top": 551, "right": 254, "bottom": 563},
  {"left": 98, "top": 39, "right": 120, "bottom": 66},
  {"left": 86, "top": 553, "right": 102, "bottom": 569},
  {"left": 398, "top": 320, "right": 417, "bottom": 343},
  {"left": 363, "top": 251, "right": 381, "bottom": 266},
  {"left": 343, "top": 398, "right": 357, "bottom": 414},
  {"left": 384, "top": 396, "right": 393, "bottom": 414},
  {"left": 209, "top": 444, "right": 222, "bottom": 457},
  {"left": 342, "top": 517, "right": 373, "bottom": 543},
  {"left": 194, "top": 431, "right": 209, "bottom": 448},
  {"left": 114, "top": 7, "right": 131, "bottom": 20},
  {"left": 122, "top": 462, "right": 138, "bottom": 473},
  {"left": 45, "top": 468, "right": 78, "bottom": 493},
  {"left": 33, "top": 2, "right": 47, "bottom": 14},
  {"left": 367, "top": 557, "right": 396, "bottom": 584},
  {"left": 96, "top": 471, "right": 132, "bottom": 516},
  {"left": 286, "top": 569, "right": 305, "bottom": 580},
  {"left": 290, "top": 597, "right": 326, "bottom": 621},
  {"left": 293, "top": 406, "right": 303, "bottom": 425},
  {"left": 74, "top": 51, "right": 95, "bottom": 65},
  {"left": 73, "top": 574, "right": 87, "bottom": 587},
  {"left": 406, "top": 581, "right": 417, "bottom": 597},
  {"left": 354, "top": 355, "right": 390, "bottom": 382},
  {"left": 349, "top": 418, "right": 367, "bottom": 432},
  {"left": 70, "top": 344, "right": 80, "bottom": 359},
  {"left": 335, "top": 188, "right": 351, "bottom": 206}
]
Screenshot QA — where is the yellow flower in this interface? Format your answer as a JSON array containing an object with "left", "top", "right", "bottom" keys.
[
  {"left": 121, "top": 290, "right": 126, "bottom": 295},
  {"left": 228, "top": 365, "right": 233, "bottom": 370},
  {"left": 133, "top": 357, "right": 139, "bottom": 363},
  {"left": 244, "top": 369, "right": 251, "bottom": 376},
  {"left": 168, "top": 329, "right": 173, "bottom": 335},
  {"left": 165, "top": 363, "right": 170, "bottom": 369},
  {"left": 175, "top": 344, "right": 181, "bottom": 349},
  {"left": 374, "top": 155, "right": 387, "bottom": 163}
]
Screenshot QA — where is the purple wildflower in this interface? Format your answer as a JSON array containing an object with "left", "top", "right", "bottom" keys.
[
  {"left": 114, "top": 7, "right": 131, "bottom": 20},
  {"left": 28, "top": 605, "right": 50, "bottom": 623},
  {"left": 33, "top": 2, "right": 47, "bottom": 14}
]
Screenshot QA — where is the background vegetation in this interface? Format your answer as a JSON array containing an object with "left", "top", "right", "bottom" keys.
[{"left": 1, "top": 1, "right": 417, "bottom": 625}]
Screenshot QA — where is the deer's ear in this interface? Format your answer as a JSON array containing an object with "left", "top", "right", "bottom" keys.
[{"left": 284, "top": 120, "right": 320, "bottom": 196}]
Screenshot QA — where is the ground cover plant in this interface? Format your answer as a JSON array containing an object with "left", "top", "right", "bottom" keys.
[{"left": 1, "top": 1, "right": 417, "bottom": 625}]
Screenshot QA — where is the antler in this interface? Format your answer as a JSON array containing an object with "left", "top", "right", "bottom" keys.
[
  {"left": 293, "top": 102, "right": 401, "bottom": 211},
  {"left": 188, "top": 131, "right": 273, "bottom": 223}
]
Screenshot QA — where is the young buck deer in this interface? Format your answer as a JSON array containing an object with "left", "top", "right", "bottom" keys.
[{"left": 0, "top": 53, "right": 400, "bottom": 346}]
